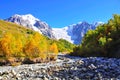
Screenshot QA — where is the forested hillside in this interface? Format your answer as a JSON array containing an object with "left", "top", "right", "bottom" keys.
[
  {"left": 0, "top": 20, "right": 74, "bottom": 65},
  {"left": 71, "top": 14, "right": 120, "bottom": 58}
]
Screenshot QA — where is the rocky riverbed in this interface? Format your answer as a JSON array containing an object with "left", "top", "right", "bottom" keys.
[{"left": 0, "top": 54, "right": 120, "bottom": 80}]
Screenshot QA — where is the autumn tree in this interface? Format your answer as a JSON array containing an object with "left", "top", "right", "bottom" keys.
[
  {"left": 0, "top": 33, "right": 14, "bottom": 57},
  {"left": 49, "top": 43, "right": 58, "bottom": 55},
  {"left": 12, "top": 34, "right": 25, "bottom": 57},
  {"left": 33, "top": 32, "right": 47, "bottom": 54},
  {"left": 24, "top": 35, "right": 40, "bottom": 58},
  {"left": 24, "top": 32, "right": 48, "bottom": 59}
]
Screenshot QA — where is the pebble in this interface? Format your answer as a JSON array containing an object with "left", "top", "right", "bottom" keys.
[
  {"left": 54, "top": 77, "right": 59, "bottom": 80},
  {"left": 43, "top": 76, "right": 48, "bottom": 80},
  {"left": 89, "top": 64, "right": 97, "bottom": 69},
  {"left": 0, "top": 76, "right": 2, "bottom": 79}
]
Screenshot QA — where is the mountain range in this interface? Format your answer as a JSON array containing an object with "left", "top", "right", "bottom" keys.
[{"left": 5, "top": 14, "right": 103, "bottom": 44}]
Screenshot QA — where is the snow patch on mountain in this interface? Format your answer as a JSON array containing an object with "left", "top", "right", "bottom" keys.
[
  {"left": 52, "top": 27, "right": 74, "bottom": 43},
  {"left": 53, "top": 22, "right": 103, "bottom": 44}
]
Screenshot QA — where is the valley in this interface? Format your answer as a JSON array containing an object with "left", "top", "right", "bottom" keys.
[
  {"left": 0, "top": 14, "right": 120, "bottom": 80},
  {"left": 0, "top": 0, "right": 120, "bottom": 80}
]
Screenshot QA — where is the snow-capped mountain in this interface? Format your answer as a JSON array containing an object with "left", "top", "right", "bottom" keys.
[
  {"left": 53, "top": 22, "right": 103, "bottom": 44},
  {"left": 5, "top": 14, "right": 103, "bottom": 44},
  {"left": 5, "top": 14, "right": 55, "bottom": 38}
]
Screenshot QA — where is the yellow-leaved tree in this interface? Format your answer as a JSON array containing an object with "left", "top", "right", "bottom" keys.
[
  {"left": 33, "top": 32, "right": 48, "bottom": 59},
  {"left": 12, "top": 34, "right": 24, "bottom": 57},
  {"left": 24, "top": 32, "right": 47, "bottom": 59},
  {"left": 24, "top": 35, "right": 40, "bottom": 58},
  {"left": 49, "top": 43, "right": 58, "bottom": 55},
  {"left": 0, "top": 32, "right": 14, "bottom": 57}
]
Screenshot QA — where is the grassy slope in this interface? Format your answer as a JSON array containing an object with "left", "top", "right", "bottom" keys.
[{"left": 0, "top": 20, "right": 34, "bottom": 36}]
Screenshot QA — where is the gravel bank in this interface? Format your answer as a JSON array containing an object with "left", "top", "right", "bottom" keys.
[{"left": 0, "top": 54, "right": 120, "bottom": 80}]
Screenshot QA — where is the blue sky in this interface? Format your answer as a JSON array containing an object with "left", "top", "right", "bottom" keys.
[{"left": 0, "top": 0, "right": 120, "bottom": 28}]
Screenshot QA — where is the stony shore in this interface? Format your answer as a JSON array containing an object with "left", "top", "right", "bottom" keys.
[{"left": 0, "top": 54, "right": 120, "bottom": 80}]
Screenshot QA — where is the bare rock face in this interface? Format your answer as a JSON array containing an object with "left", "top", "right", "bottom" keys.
[
  {"left": 5, "top": 14, "right": 55, "bottom": 39},
  {"left": 34, "top": 21, "right": 55, "bottom": 38}
]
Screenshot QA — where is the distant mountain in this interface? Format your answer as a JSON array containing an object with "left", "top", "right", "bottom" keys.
[
  {"left": 5, "top": 14, "right": 55, "bottom": 38},
  {"left": 52, "top": 22, "right": 103, "bottom": 44},
  {"left": 5, "top": 14, "right": 103, "bottom": 44}
]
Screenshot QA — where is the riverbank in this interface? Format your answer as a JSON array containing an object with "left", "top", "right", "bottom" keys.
[{"left": 0, "top": 54, "right": 120, "bottom": 80}]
